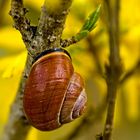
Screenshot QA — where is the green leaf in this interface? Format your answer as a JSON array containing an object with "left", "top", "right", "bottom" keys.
[
  {"left": 80, "top": 4, "right": 101, "bottom": 32},
  {"left": 62, "top": 4, "right": 101, "bottom": 47},
  {"left": 74, "top": 30, "right": 89, "bottom": 41}
]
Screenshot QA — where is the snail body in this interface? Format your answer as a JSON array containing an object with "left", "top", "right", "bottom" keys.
[{"left": 23, "top": 48, "right": 87, "bottom": 131}]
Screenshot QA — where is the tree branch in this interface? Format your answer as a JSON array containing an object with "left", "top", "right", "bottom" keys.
[
  {"left": 2, "top": 0, "right": 101, "bottom": 139},
  {"left": 102, "top": 0, "right": 122, "bottom": 140},
  {"left": 10, "top": 0, "right": 32, "bottom": 39},
  {"left": 32, "top": 0, "right": 73, "bottom": 53},
  {"left": 120, "top": 61, "right": 140, "bottom": 84},
  {"left": 9, "top": 0, "right": 36, "bottom": 55},
  {"left": 1, "top": 54, "right": 33, "bottom": 140},
  {"left": 2, "top": 0, "right": 74, "bottom": 140}
]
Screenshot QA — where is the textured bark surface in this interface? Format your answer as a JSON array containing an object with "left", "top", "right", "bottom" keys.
[
  {"left": 102, "top": 0, "right": 122, "bottom": 140},
  {"left": 2, "top": 0, "right": 73, "bottom": 140},
  {"left": 1, "top": 0, "right": 100, "bottom": 140}
]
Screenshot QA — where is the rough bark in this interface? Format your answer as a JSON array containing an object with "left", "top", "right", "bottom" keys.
[{"left": 1, "top": 0, "right": 73, "bottom": 140}]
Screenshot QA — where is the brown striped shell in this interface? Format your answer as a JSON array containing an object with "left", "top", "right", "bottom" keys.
[{"left": 23, "top": 49, "right": 87, "bottom": 131}]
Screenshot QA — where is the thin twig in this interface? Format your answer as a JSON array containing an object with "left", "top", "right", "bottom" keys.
[
  {"left": 102, "top": 0, "right": 122, "bottom": 140},
  {"left": 120, "top": 61, "right": 140, "bottom": 84},
  {"left": 61, "top": 5, "right": 101, "bottom": 48},
  {"left": 60, "top": 36, "right": 77, "bottom": 48}
]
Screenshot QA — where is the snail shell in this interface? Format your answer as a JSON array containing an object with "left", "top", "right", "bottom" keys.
[{"left": 23, "top": 48, "right": 87, "bottom": 131}]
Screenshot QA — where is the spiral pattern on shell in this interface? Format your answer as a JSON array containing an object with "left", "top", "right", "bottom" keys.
[{"left": 23, "top": 48, "right": 87, "bottom": 131}]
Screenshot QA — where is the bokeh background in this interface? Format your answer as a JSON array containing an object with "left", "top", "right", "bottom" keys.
[{"left": 0, "top": 0, "right": 140, "bottom": 140}]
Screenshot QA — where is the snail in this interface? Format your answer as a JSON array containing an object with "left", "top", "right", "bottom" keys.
[{"left": 23, "top": 48, "right": 87, "bottom": 131}]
